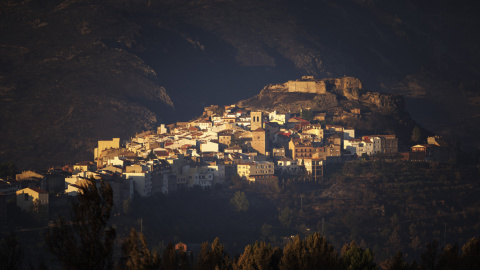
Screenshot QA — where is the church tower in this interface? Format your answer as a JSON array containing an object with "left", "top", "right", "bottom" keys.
[{"left": 251, "top": 111, "right": 263, "bottom": 131}]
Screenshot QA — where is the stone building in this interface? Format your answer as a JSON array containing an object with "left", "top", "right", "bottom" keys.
[
  {"left": 94, "top": 138, "right": 121, "bottom": 159},
  {"left": 252, "top": 128, "right": 268, "bottom": 155},
  {"left": 16, "top": 187, "right": 49, "bottom": 213},
  {"left": 250, "top": 111, "right": 263, "bottom": 130}
]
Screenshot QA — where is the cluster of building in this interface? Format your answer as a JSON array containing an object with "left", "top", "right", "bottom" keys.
[
  {"left": 403, "top": 136, "right": 457, "bottom": 163},
  {"left": 0, "top": 104, "right": 409, "bottom": 222}
]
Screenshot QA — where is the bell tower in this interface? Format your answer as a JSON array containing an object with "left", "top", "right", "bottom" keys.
[{"left": 251, "top": 111, "right": 263, "bottom": 130}]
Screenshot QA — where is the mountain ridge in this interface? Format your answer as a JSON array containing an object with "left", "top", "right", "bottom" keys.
[{"left": 1, "top": 0, "right": 479, "bottom": 168}]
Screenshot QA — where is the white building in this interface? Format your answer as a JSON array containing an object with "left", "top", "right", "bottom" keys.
[
  {"left": 196, "top": 121, "right": 213, "bottom": 130},
  {"left": 200, "top": 141, "right": 219, "bottom": 153},
  {"left": 124, "top": 171, "right": 152, "bottom": 197},
  {"left": 237, "top": 161, "right": 275, "bottom": 179},
  {"left": 344, "top": 139, "right": 374, "bottom": 156},
  {"left": 268, "top": 111, "right": 290, "bottom": 125},
  {"left": 107, "top": 156, "right": 127, "bottom": 167}
]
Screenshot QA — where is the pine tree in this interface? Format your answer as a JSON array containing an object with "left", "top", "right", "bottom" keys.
[
  {"left": 196, "top": 238, "right": 231, "bottom": 270},
  {"left": 230, "top": 191, "right": 249, "bottom": 212},
  {"left": 45, "top": 176, "right": 116, "bottom": 270},
  {"left": 461, "top": 237, "right": 480, "bottom": 270},
  {"left": 235, "top": 241, "right": 281, "bottom": 270},
  {"left": 341, "top": 241, "right": 378, "bottom": 270},
  {"left": 380, "top": 252, "right": 411, "bottom": 270},
  {"left": 121, "top": 228, "right": 160, "bottom": 270},
  {"left": 279, "top": 233, "right": 340, "bottom": 270}
]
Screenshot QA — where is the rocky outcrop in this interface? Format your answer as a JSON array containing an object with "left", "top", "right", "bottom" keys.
[
  {"left": 267, "top": 76, "right": 362, "bottom": 96},
  {"left": 238, "top": 76, "right": 414, "bottom": 142},
  {"left": 361, "top": 92, "right": 405, "bottom": 114},
  {"left": 240, "top": 76, "right": 402, "bottom": 114}
]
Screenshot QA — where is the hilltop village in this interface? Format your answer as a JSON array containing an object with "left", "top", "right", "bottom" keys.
[{"left": 1, "top": 94, "right": 456, "bottom": 224}]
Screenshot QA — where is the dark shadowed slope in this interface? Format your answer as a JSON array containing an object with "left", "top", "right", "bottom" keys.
[{"left": 1, "top": 0, "right": 479, "bottom": 168}]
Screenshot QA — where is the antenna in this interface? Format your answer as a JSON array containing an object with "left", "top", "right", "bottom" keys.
[{"left": 443, "top": 223, "right": 447, "bottom": 248}]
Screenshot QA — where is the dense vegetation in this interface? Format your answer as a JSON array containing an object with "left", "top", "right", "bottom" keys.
[{"left": 3, "top": 160, "right": 480, "bottom": 268}]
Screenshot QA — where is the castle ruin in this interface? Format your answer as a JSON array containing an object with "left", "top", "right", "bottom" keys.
[{"left": 286, "top": 76, "right": 362, "bottom": 94}]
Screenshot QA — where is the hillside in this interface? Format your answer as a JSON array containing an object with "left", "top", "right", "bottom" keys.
[
  {"left": 238, "top": 76, "right": 417, "bottom": 146},
  {"left": 1, "top": 0, "right": 479, "bottom": 168}
]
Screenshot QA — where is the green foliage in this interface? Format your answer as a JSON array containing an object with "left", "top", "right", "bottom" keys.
[
  {"left": 230, "top": 191, "right": 249, "bottom": 212},
  {"left": 121, "top": 228, "right": 160, "bottom": 270},
  {"left": 260, "top": 223, "right": 273, "bottom": 242},
  {"left": 146, "top": 150, "right": 157, "bottom": 161},
  {"left": 0, "top": 232, "right": 23, "bottom": 270},
  {"left": 0, "top": 161, "right": 17, "bottom": 179},
  {"left": 278, "top": 206, "right": 294, "bottom": 228},
  {"left": 214, "top": 106, "right": 225, "bottom": 116},
  {"left": 341, "top": 241, "right": 378, "bottom": 270},
  {"left": 437, "top": 244, "right": 459, "bottom": 270},
  {"left": 235, "top": 241, "right": 282, "bottom": 270},
  {"left": 420, "top": 240, "right": 438, "bottom": 270},
  {"left": 45, "top": 176, "right": 116, "bottom": 270},
  {"left": 411, "top": 126, "right": 422, "bottom": 143},
  {"left": 300, "top": 109, "right": 313, "bottom": 121},
  {"left": 31, "top": 198, "right": 48, "bottom": 224},
  {"left": 161, "top": 242, "right": 190, "bottom": 270},
  {"left": 279, "top": 233, "right": 340, "bottom": 270},
  {"left": 380, "top": 252, "right": 412, "bottom": 270},
  {"left": 196, "top": 237, "right": 231, "bottom": 270},
  {"left": 461, "top": 237, "right": 480, "bottom": 270}
]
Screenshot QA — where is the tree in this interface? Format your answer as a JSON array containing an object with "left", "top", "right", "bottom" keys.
[
  {"left": 196, "top": 237, "right": 231, "bottom": 270},
  {"left": 260, "top": 223, "right": 273, "bottom": 242},
  {"left": 301, "top": 109, "right": 313, "bottom": 121},
  {"left": 436, "top": 244, "right": 459, "bottom": 270},
  {"left": 278, "top": 206, "right": 294, "bottom": 228},
  {"left": 420, "top": 240, "right": 438, "bottom": 270},
  {"left": 32, "top": 198, "right": 48, "bottom": 224},
  {"left": 279, "top": 233, "right": 340, "bottom": 270},
  {"left": 121, "top": 228, "right": 160, "bottom": 270},
  {"left": 146, "top": 150, "right": 157, "bottom": 161},
  {"left": 0, "top": 232, "right": 23, "bottom": 270},
  {"left": 380, "top": 252, "right": 411, "bottom": 270},
  {"left": 341, "top": 241, "right": 378, "bottom": 270},
  {"left": 461, "top": 237, "right": 480, "bottom": 270},
  {"left": 411, "top": 126, "right": 422, "bottom": 143},
  {"left": 161, "top": 242, "right": 190, "bottom": 270},
  {"left": 45, "top": 176, "right": 116, "bottom": 270},
  {"left": 235, "top": 241, "right": 281, "bottom": 270},
  {"left": 0, "top": 161, "right": 17, "bottom": 179},
  {"left": 230, "top": 191, "right": 249, "bottom": 212}
]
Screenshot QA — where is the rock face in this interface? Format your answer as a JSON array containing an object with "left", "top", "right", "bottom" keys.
[
  {"left": 0, "top": 1, "right": 175, "bottom": 169},
  {"left": 1, "top": 0, "right": 479, "bottom": 168},
  {"left": 275, "top": 76, "right": 363, "bottom": 96}
]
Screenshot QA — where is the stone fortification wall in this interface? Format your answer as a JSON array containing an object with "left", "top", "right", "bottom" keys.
[
  {"left": 287, "top": 80, "right": 326, "bottom": 94},
  {"left": 286, "top": 77, "right": 361, "bottom": 94}
]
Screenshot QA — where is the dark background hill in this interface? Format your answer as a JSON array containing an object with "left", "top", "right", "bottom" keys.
[{"left": 1, "top": 0, "right": 479, "bottom": 169}]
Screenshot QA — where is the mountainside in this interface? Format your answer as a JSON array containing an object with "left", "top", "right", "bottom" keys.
[
  {"left": 238, "top": 76, "right": 416, "bottom": 145},
  {"left": 1, "top": 0, "right": 479, "bottom": 168}
]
